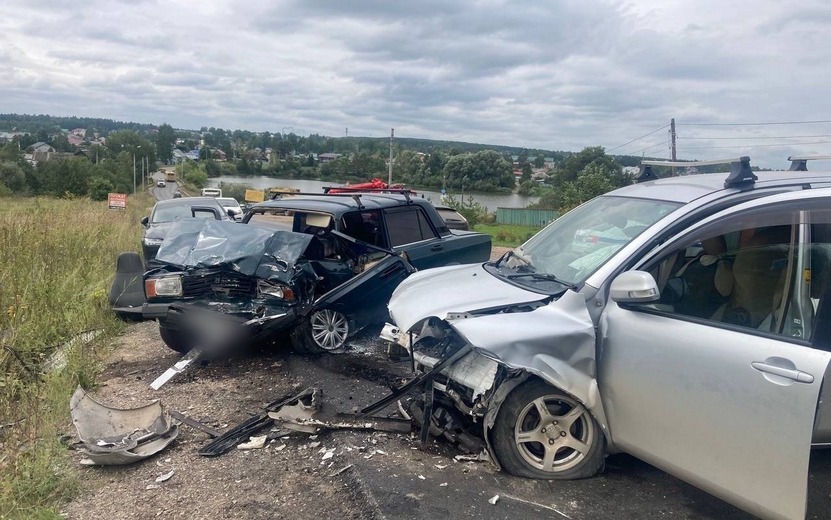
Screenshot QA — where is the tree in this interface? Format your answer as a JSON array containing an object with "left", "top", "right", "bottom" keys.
[
  {"left": 533, "top": 155, "right": 545, "bottom": 168},
  {"left": 0, "top": 161, "right": 27, "bottom": 193},
  {"left": 156, "top": 123, "right": 176, "bottom": 163},
  {"left": 185, "top": 169, "right": 208, "bottom": 189},
  {"left": 87, "top": 176, "right": 115, "bottom": 200},
  {"left": 553, "top": 146, "right": 624, "bottom": 187},
  {"left": 521, "top": 163, "right": 532, "bottom": 183}
]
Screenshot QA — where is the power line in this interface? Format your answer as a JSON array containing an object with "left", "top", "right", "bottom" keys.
[
  {"left": 680, "top": 134, "right": 831, "bottom": 140},
  {"left": 678, "top": 119, "right": 831, "bottom": 127},
  {"left": 679, "top": 140, "right": 831, "bottom": 151},
  {"left": 607, "top": 124, "right": 669, "bottom": 152},
  {"left": 631, "top": 141, "right": 669, "bottom": 155}
]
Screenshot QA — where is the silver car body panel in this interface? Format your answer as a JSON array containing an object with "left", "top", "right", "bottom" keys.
[
  {"left": 600, "top": 302, "right": 830, "bottom": 520},
  {"left": 387, "top": 263, "right": 546, "bottom": 333},
  {"left": 449, "top": 291, "right": 606, "bottom": 430}
]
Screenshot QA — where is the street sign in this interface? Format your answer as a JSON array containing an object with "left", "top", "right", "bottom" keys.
[
  {"left": 108, "top": 193, "right": 127, "bottom": 210},
  {"left": 245, "top": 189, "right": 265, "bottom": 203}
]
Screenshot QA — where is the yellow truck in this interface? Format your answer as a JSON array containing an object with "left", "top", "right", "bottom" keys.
[{"left": 164, "top": 170, "right": 176, "bottom": 182}]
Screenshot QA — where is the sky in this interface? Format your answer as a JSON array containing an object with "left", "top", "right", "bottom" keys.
[{"left": 3, "top": 0, "right": 831, "bottom": 169}]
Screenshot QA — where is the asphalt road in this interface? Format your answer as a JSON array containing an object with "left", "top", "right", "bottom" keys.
[{"left": 149, "top": 171, "right": 177, "bottom": 200}]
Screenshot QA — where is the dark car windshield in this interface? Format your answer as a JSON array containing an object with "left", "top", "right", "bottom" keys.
[
  {"left": 487, "top": 195, "right": 681, "bottom": 290},
  {"left": 152, "top": 204, "right": 217, "bottom": 223}
]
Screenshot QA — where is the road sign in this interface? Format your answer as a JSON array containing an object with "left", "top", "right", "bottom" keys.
[
  {"left": 108, "top": 193, "right": 127, "bottom": 210},
  {"left": 245, "top": 189, "right": 265, "bottom": 203}
]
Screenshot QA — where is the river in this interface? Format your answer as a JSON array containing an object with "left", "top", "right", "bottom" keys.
[{"left": 207, "top": 176, "right": 539, "bottom": 212}]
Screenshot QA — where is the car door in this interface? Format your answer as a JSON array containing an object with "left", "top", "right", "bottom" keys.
[
  {"left": 598, "top": 198, "right": 831, "bottom": 520},
  {"left": 382, "top": 206, "right": 449, "bottom": 270}
]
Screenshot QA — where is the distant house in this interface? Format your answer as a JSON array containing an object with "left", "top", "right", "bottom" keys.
[
  {"left": 318, "top": 153, "right": 342, "bottom": 164},
  {"left": 29, "top": 142, "right": 56, "bottom": 162}
]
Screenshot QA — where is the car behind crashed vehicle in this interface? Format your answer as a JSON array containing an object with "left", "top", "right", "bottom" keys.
[
  {"left": 142, "top": 217, "right": 415, "bottom": 356},
  {"left": 382, "top": 157, "right": 831, "bottom": 520}
]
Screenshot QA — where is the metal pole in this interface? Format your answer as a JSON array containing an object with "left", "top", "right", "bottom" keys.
[
  {"left": 670, "top": 118, "right": 677, "bottom": 176},
  {"left": 132, "top": 153, "right": 136, "bottom": 194},
  {"left": 388, "top": 128, "right": 394, "bottom": 185}
]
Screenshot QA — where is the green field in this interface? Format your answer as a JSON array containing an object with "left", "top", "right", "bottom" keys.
[
  {"left": 0, "top": 195, "right": 150, "bottom": 519},
  {"left": 474, "top": 223, "right": 540, "bottom": 247}
]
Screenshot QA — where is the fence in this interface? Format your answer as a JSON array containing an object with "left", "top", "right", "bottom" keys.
[{"left": 496, "top": 208, "right": 558, "bottom": 227}]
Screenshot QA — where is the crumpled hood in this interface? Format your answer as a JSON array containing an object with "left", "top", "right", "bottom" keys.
[
  {"left": 388, "top": 263, "right": 546, "bottom": 332},
  {"left": 154, "top": 219, "right": 313, "bottom": 283},
  {"left": 144, "top": 222, "right": 172, "bottom": 240}
]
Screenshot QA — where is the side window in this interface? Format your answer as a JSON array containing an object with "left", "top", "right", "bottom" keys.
[
  {"left": 247, "top": 210, "right": 294, "bottom": 231},
  {"left": 638, "top": 203, "right": 831, "bottom": 340},
  {"left": 341, "top": 210, "right": 386, "bottom": 248},
  {"left": 384, "top": 208, "right": 438, "bottom": 247},
  {"left": 192, "top": 208, "right": 219, "bottom": 219}
]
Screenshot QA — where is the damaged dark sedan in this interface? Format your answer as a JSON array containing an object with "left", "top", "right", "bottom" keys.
[{"left": 140, "top": 216, "right": 416, "bottom": 356}]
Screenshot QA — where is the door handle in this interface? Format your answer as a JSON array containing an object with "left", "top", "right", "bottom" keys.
[
  {"left": 751, "top": 361, "right": 814, "bottom": 383},
  {"left": 430, "top": 244, "right": 443, "bottom": 251}
]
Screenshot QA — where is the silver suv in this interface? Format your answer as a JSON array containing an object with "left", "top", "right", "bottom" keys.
[{"left": 383, "top": 157, "right": 831, "bottom": 520}]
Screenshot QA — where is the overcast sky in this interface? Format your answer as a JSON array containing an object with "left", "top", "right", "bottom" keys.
[{"left": 3, "top": 0, "right": 831, "bottom": 168}]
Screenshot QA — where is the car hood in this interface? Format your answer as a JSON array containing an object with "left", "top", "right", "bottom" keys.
[
  {"left": 387, "top": 263, "right": 546, "bottom": 332},
  {"left": 155, "top": 219, "right": 313, "bottom": 283}
]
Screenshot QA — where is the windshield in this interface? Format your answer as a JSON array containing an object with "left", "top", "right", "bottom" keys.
[
  {"left": 152, "top": 204, "right": 216, "bottom": 223},
  {"left": 489, "top": 195, "right": 681, "bottom": 291}
]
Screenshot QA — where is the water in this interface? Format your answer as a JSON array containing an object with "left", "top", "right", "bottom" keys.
[{"left": 208, "top": 176, "right": 539, "bottom": 212}]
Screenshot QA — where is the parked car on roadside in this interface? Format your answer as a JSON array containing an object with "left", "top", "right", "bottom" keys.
[
  {"left": 381, "top": 157, "right": 831, "bottom": 520},
  {"left": 140, "top": 197, "right": 234, "bottom": 264},
  {"left": 216, "top": 197, "right": 244, "bottom": 221},
  {"left": 434, "top": 205, "right": 470, "bottom": 230},
  {"left": 134, "top": 192, "right": 492, "bottom": 356}
]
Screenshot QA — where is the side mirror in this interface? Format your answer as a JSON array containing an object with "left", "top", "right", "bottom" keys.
[
  {"left": 609, "top": 271, "right": 660, "bottom": 303},
  {"left": 140, "top": 216, "right": 149, "bottom": 227},
  {"left": 227, "top": 209, "right": 237, "bottom": 217}
]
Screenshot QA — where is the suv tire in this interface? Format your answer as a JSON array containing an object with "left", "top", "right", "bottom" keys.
[{"left": 492, "top": 379, "right": 605, "bottom": 479}]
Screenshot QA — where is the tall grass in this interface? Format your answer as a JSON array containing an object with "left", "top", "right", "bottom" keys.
[
  {"left": 473, "top": 223, "right": 540, "bottom": 247},
  {"left": 0, "top": 195, "right": 150, "bottom": 519}
]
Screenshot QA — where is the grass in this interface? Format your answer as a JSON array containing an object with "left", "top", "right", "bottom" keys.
[
  {"left": 474, "top": 223, "right": 540, "bottom": 247},
  {"left": 0, "top": 194, "right": 150, "bottom": 519}
]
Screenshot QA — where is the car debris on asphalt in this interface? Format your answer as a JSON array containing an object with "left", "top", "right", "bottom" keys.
[{"left": 69, "top": 386, "right": 179, "bottom": 466}]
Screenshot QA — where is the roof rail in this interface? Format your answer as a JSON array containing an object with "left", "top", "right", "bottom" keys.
[
  {"left": 321, "top": 186, "right": 416, "bottom": 204},
  {"left": 634, "top": 164, "right": 660, "bottom": 183},
  {"left": 639, "top": 156, "right": 756, "bottom": 188},
  {"left": 787, "top": 155, "right": 831, "bottom": 171}
]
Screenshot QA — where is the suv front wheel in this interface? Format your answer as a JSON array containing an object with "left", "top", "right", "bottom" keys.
[
  {"left": 491, "top": 379, "right": 605, "bottom": 479},
  {"left": 290, "top": 308, "right": 350, "bottom": 355}
]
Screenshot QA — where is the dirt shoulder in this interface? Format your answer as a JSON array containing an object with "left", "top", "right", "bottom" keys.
[{"left": 62, "top": 321, "right": 385, "bottom": 519}]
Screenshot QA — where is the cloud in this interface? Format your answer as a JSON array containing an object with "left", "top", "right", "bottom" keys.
[{"left": 2, "top": 0, "right": 831, "bottom": 168}]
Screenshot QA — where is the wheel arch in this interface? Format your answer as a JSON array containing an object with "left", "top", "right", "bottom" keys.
[{"left": 482, "top": 370, "right": 616, "bottom": 468}]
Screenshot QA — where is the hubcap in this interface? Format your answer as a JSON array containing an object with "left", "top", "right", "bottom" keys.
[
  {"left": 513, "top": 394, "right": 594, "bottom": 473},
  {"left": 309, "top": 309, "right": 349, "bottom": 351}
]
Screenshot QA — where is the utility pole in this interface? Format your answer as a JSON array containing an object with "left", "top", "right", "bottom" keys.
[
  {"left": 670, "top": 118, "right": 677, "bottom": 176},
  {"left": 388, "top": 128, "right": 394, "bottom": 185}
]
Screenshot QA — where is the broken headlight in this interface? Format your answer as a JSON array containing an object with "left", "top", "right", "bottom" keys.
[
  {"left": 257, "top": 280, "right": 295, "bottom": 301},
  {"left": 142, "top": 237, "right": 164, "bottom": 246},
  {"left": 145, "top": 275, "right": 182, "bottom": 297}
]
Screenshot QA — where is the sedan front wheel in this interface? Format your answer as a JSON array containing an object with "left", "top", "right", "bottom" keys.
[
  {"left": 492, "top": 380, "right": 605, "bottom": 479},
  {"left": 290, "top": 308, "right": 350, "bottom": 355}
]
